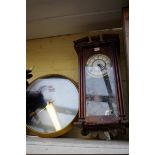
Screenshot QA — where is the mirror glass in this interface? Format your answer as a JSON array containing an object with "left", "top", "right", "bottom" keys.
[
  {"left": 85, "top": 54, "right": 118, "bottom": 117},
  {"left": 27, "top": 76, "right": 79, "bottom": 134}
]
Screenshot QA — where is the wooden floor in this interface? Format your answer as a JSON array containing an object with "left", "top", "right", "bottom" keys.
[{"left": 26, "top": 136, "right": 129, "bottom": 154}]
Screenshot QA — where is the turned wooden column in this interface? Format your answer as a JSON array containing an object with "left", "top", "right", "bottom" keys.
[{"left": 122, "top": 7, "right": 129, "bottom": 74}]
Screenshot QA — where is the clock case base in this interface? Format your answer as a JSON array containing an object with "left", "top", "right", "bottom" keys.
[
  {"left": 74, "top": 34, "right": 129, "bottom": 136},
  {"left": 74, "top": 118, "right": 129, "bottom": 136}
]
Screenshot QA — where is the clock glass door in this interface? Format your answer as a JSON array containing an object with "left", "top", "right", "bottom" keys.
[{"left": 85, "top": 53, "right": 118, "bottom": 117}]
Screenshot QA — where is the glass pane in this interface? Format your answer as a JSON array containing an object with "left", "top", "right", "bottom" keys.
[
  {"left": 26, "top": 76, "right": 79, "bottom": 134},
  {"left": 85, "top": 54, "right": 118, "bottom": 117}
]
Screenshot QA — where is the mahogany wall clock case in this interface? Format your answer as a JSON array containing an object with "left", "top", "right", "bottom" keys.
[{"left": 74, "top": 34, "right": 128, "bottom": 135}]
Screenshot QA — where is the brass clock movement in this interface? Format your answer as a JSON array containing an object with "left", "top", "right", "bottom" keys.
[{"left": 74, "top": 34, "right": 128, "bottom": 135}]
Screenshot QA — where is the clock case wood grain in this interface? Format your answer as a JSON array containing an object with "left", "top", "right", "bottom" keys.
[{"left": 74, "top": 34, "right": 128, "bottom": 135}]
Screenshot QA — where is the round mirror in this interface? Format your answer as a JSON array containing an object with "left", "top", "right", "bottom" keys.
[{"left": 26, "top": 74, "right": 79, "bottom": 137}]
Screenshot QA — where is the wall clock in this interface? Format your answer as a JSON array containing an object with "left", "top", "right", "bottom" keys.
[
  {"left": 26, "top": 74, "right": 79, "bottom": 137},
  {"left": 74, "top": 34, "right": 128, "bottom": 136}
]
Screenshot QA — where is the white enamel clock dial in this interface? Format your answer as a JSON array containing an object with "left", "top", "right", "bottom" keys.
[{"left": 86, "top": 54, "right": 112, "bottom": 78}]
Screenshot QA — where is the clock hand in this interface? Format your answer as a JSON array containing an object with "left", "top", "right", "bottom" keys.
[
  {"left": 103, "top": 75, "right": 115, "bottom": 114},
  {"left": 46, "top": 101, "right": 61, "bottom": 131},
  {"left": 97, "top": 64, "right": 114, "bottom": 114},
  {"left": 97, "top": 63, "right": 105, "bottom": 71}
]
